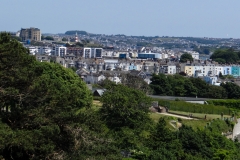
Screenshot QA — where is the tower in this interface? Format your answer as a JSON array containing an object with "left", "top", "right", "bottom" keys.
[{"left": 75, "top": 32, "right": 79, "bottom": 42}]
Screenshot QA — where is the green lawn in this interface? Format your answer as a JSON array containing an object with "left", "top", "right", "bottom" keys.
[
  {"left": 150, "top": 112, "right": 232, "bottom": 131},
  {"left": 150, "top": 113, "right": 169, "bottom": 122},
  {"left": 93, "top": 100, "right": 102, "bottom": 106},
  {"left": 181, "top": 119, "right": 209, "bottom": 130},
  {"left": 169, "top": 110, "right": 231, "bottom": 120}
]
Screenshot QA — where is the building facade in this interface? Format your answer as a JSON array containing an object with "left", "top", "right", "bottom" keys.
[{"left": 20, "top": 27, "right": 41, "bottom": 41}]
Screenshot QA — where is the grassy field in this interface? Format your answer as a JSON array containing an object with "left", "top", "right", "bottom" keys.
[
  {"left": 169, "top": 110, "right": 231, "bottom": 120},
  {"left": 93, "top": 100, "right": 231, "bottom": 131},
  {"left": 150, "top": 112, "right": 232, "bottom": 131},
  {"left": 181, "top": 119, "right": 209, "bottom": 130},
  {"left": 150, "top": 112, "right": 210, "bottom": 130},
  {"left": 150, "top": 113, "right": 170, "bottom": 122},
  {"left": 93, "top": 100, "right": 102, "bottom": 106}
]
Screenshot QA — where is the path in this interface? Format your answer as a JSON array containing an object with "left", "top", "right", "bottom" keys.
[
  {"left": 233, "top": 118, "right": 240, "bottom": 140},
  {"left": 157, "top": 112, "right": 194, "bottom": 120}
]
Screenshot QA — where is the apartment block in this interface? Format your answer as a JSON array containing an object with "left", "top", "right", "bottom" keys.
[{"left": 20, "top": 27, "right": 41, "bottom": 41}]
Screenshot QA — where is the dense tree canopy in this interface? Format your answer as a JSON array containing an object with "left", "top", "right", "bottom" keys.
[
  {"left": 0, "top": 33, "right": 119, "bottom": 159},
  {"left": 221, "top": 82, "right": 240, "bottom": 99},
  {"left": 62, "top": 37, "right": 68, "bottom": 41},
  {"left": 180, "top": 53, "right": 193, "bottom": 62},
  {"left": 100, "top": 84, "right": 152, "bottom": 130},
  {"left": 150, "top": 74, "right": 229, "bottom": 99},
  {"left": 210, "top": 48, "right": 240, "bottom": 64},
  {"left": 65, "top": 30, "right": 88, "bottom": 35},
  {"left": 44, "top": 36, "right": 54, "bottom": 41}
]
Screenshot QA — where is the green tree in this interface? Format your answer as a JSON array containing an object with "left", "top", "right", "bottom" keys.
[
  {"left": 214, "top": 58, "right": 226, "bottom": 64},
  {"left": 120, "top": 73, "right": 152, "bottom": 94},
  {"left": 100, "top": 84, "right": 152, "bottom": 130},
  {"left": 75, "top": 42, "right": 84, "bottom": 47},
  {"left": 219, "top": 72, "right": 223, "bottom": 78},
  {"left": 147, "top": 118, "right": 184, "bottom": 159},
  {"left": 207, "top": 85, "right": 227, "bottom": 99},
  {"left": 62, "top": 37, "right": 68, "bottom": 41},
  {"left": 211, "top": 49, "right": 239, "bottom": 64},
  {"left": 150, "top": 74, "right": 173, "bottom": 95},
  {"left": 189, "top": 77, "right": 209, "bottom": 98},
  {"left": 0, "top": 33, "right": 121, "bottom": 159},
  {"left": 221, "top": 82, "right": 240, "bottom": 99},
  {"left": 99, "top": 84, "right": 153, "bottom": 151},
  {"left": 184, "top": 79, "right": 197, "bottom": 96},
  {"left": 44, "top": 36, "right": 54, "bottom": 41},
  {"left": 180, "top": 53, "right": 193, "bottom": 63}
]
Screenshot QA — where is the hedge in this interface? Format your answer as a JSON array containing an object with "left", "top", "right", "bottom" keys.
[
  {"left": 207, "top": 99, "right": 240, "bottom": 110},
  {"left": 157, "top": 99, "right": 230, "bottom": 115}
]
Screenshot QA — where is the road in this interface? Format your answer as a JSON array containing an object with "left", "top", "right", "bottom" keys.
[
  {"left": 157, "top": 112, "right": 194, "bottom": 120},
  {"left": 233, "top": 118, "right": 240, "bottom": 140},
  {"left": 148, "top": 95, "right": 214, "bottom": 101}
]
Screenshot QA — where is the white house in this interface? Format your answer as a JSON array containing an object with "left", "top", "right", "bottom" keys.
[
  {"left": 85, "top": 74, "right": 106, "bottom": 84},
  {"left": 38, "top": 46, "right": 52, "bottom": 55},
  {"left": 83, "top": 48, "right": 103, "bottom": 58},
  {"left": 27, "top": 46, "right": 38, "bottom": 55},
  {"left": 214, "top": 66, "right": 224, "bottom": 76},
  {"left": 168, "top": 65, "right": 176, "bottom": 74},
  {"left": 204, "top": 76, "right": 221, "bottom": 86},
  {"left": 108, "top": 75, "right": 121, "bottom": 84},
  {"left": 54, "top": 46, "right": 67, "bottom": 57}
]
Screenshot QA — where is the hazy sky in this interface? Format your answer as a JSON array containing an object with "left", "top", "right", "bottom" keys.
[{"left": 1, "top": 0, "right": 239, "bottom": 38}]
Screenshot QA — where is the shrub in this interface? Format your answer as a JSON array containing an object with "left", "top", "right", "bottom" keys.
[{"left": 157, "top": 99, "right": 230, "bottom": 115}]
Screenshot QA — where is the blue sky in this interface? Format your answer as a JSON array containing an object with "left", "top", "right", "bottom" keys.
[{"left": 1, "top": 0, "right": 239, "bottom": 38}]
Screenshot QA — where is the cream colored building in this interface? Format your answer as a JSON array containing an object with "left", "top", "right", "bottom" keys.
[
  {"left": 20, "top": 27, "right": 41, "bottom": 41},
  {"left": 185, "top": 65, "right": 194, "bottom": 76}
]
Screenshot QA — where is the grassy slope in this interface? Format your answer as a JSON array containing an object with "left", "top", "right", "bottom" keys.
[
  {"left": 93, "top": 100, "right": 231, "bottom": 131},
  {"left": 169, "top": 110, "right": 231, "bottom": 120}
]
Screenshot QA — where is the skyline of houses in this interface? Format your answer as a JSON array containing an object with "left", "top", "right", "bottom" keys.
[
  {"left": 31, "top": 43, "right": 240, "bottom": 86},
  {"left": 5, "top": 27, "right": 240, "bottom": 86}
]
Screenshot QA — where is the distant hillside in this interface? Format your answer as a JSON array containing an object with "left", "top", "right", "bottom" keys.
[{"left": 65, "top": 30, "right": 88, "bottom": 35}]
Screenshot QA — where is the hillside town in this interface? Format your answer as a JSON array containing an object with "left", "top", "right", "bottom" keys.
[
  {"left": 7, "top": 27, "right": 240, "bottom": 86},
  {"left": 3, "top": 0, "right": 240, "bottom": 158}
]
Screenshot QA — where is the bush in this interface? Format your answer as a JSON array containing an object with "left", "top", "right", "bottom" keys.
[
  {"left": 157, "top": 99, "right": 230, "bottom": 115},
  {"left": 177, "top": 118, "right": 182, "bottom": 122}
]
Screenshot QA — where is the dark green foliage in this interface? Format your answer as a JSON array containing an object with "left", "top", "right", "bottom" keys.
[
  {"left": 180, "top": 53, "right": 193, "bottom": 62},
  {"left": 120, "top": 73, "right": 152, "bottom": 94},
  {"left": 206, "top": 119, "right": 232, "bottom": 133},
  {"left": 11, "top": 35, "right": 21, "bottom": 41},
  {"left": 100, "top": 84, "right": 152, "bottom": 130},
  {"left": 207, "top": 99, "right": 240, "bottom": 110},
  {"left": 0, "top": 33, "right": 120, "bottom": 159},
  {"left": 75, "top": 42, "right": 84, "bottom": 47},
  {"left": 150, "top": 74, "right": 229, "bottom": 99},
  {"left": 150, "top": 73, "right": 173, "bottom": 96},
  {"left": 147, "top": 118, "right": 184, "bottom": 159},
  {"left": 210, "top": 48, "right": 239, "bottom": 64},
  {"left": 65, "top": 30, "right": 88, "bottom": 35},
  {"left": 157, "top": 99, "right": 229, "bottom": 115},
  {"left": 99, "top": 84, "right": 154, "bottom": 155},
  {"left": 179, "top": 125, "right": 213, "bottom": 159},
  {"left": 214, "top": 58, "right": 226, "bottom": 64},
  {"left": 221, "top": 82, "right": 240, "bottom": 99},
  {"left": 62, "top": 37, "right": 68, "bottom": 41},
  {"left": 43, "top": 36, "right": 54, "bottom": 41},
  {"left": 207, "top": 85, "right": 227, "bottom": 99}
]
